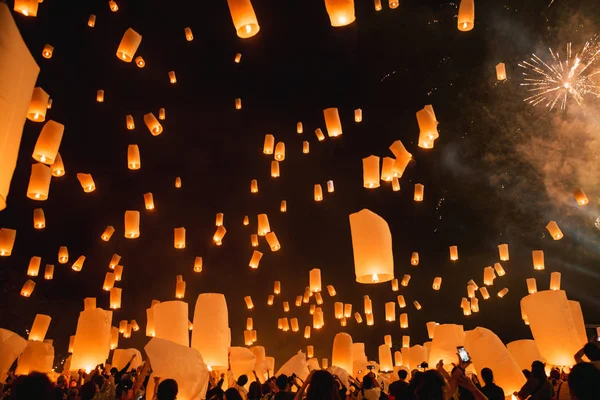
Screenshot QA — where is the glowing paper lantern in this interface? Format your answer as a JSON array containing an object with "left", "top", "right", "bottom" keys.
[
  {"left": 313, "top": 308, "right": 324, "bottom": 329},
  {"left": 76, "top": 173, "right": 96, "bottom": 192},
  {"left": 416, "top": 105, "right": 439, "bottom": 145},
  {"left": 532, "top": 250, "right": 544, "bottom": 270},
  {"left": 483, "top": 266, "right": 496, "bottom": 285},
  {"left": 109, "top": 253, "right": 121, "bottom": 269},
  {"left": 385, "top": 302, "right": 396, "bottom": 322},
  {"left": 448, "top": 245, "right": 459, "bottom": 261},
  {"left": 173, "top": 227, "right": 186, "bottom": 249},
  {"left": 146, "top": 308, "right": 155, "bottom": 337},
  {"left": 323, "top": 108, "right": 342, "bottom": 137},
  {"left": 249, "top": 250, "right": 263, "bottom": 269},
  {"left": 479, "top": 287, "right": 490, "bottom": 299},
  {"left": 432, "top": 277, "right": 442, "bottom": 290},
  {"left": 411, "top": 252, "right": 419, "bottom": 265},
  {"left": 493, "top": 262, "right": 505, "bottom": 276},
  {"left": 101, "top": 226, "right": 115, "bottom": 241},
  {"left": 184, "top": 27, "right": 194, "bottom": 41},
  {"left": 295, "top": 296, "right": 302, "bottom": 306},
  {"left": 71, "top": 307, "right": 112, "bottom": 371},
  {"left": 496, "top": 63, "right": 507, "bottom": 80},
  {"left": 271, "top": 161, "right": 280, "bottom": 178},
  {"left": 380, "top": 157, "right": 395, "bottom": 182},
  {"left": 14, "top": 0, "right": 38, "bottom": 16},
  {"left": 550, "top": 272, "right": 561, "bottom": 290},
  {"left": 497, "top": 288, "right": 509, "bottom": 298},
  {"left": 244, "top": 330, "right": 253, "bottom": 345},
  {"left": 326, "top": 285, "right": 337, "bottom": 296},
  {"left": 251, "top": 234, "right": 259, "bottom": 247},
  {"left": 125, "top": 144, "right": 141, "bottom": 170},
  {"left": 280, "top": 200, "right": 287, "bottom": 212},
  {"left": 28, "top": 314, "right": 51, "bottom": 342},
  {"left": 257, "top": 214, "right": 271, "bottom": 236},
  {"left": 546, "top": 221, "right": 563, "bottom": 240},
  {"left": 235, "top": 98, "right": 242, "bottom": 109},
  {"left": 57, "top": 246, "right": 68, "bottom": 263},
  {"left": 27, "top": 163, "right": 51, "bottom": 200},
  {"left": 227, "top": 0, "right": 260, "bottom": 38},
  {"left": 27, "top": 87, "right": 49, "bottom": 122},
  {"left": 234, "top": 53, "right": 242, "bottom": 63},
  {"left": 389, "top": 140, "right": 413, "bottom": 178},
  {"left": 176, "top": 280, "right": 186, "bottom": 299},
  {"left": 51, "top": 153, "right": 65, "bottom": 177},
  {"left": 315, "top": 292, "right": 324, "bottom": 305},
  {"left": 414, "top": 183, "right": 424, "bottom": 201},
  {"left": 143, "top": 192, "right": 154, "bottom": 210},
  {"left": 401, "top": 274, "right": 411, "bottom": 287},
  {"left": 124, "top": 210, "right": 140, "bottom": 239},
  {"left": 497, "top": 243, "right": 510, "bottom": 261},
  {"left": 0, "top": 229, "right": 16, "bottom": 257},
  {"left": 153, "top": 301, "right": 189, "bottom": 347},
  {"left": 44, "top": 264, "right": 53, "bottom": 280},
  {"left": 126, "top": 115, "right": 135, "bottom": 130},
  {"left": 399, "top": 313, "right": 408, "bottom": 329},
  {"left": 334, "top": 302, "right": 344, "bottom": 319},
  {"left": 244, "top": 296, "right": 254, "bottom": 309},
  {"left": 310, "top": 269, "right": 322, "bottom": 292},
  {"left": 109, "top": 1, "right": 118, "bottom": 12},
  {"left": 354, "top": 312, "right": 363, "bottom": 323},
  {"left": 175, "top": 177, "right": 182, "bottom": 188},
  {"left": 135, "top": 56, "right": 145, "bottom": 68},
  {"left": 332, "top": 333, "right": 353, "bottom": 372},
  {"left": 391, "top": 279, "right": 399, "bottom": 291},
  {"left": 103, "top": 272, "right": 115, "bottom": 291},
  {"left": 112, "top": 264, "right": 122, "bottom": 281},
  {"left": 243, "top": 216, "right": 249, "bottom": 226},
  {"left": 15, "top": 340, "right": 54, "bottom": 375},
  {"left": 169, "top": 71, "right": 177, "bottom": 84},
  {"left": 397, "top": 295, "right": 406, "bottom": 308},
  {"left": 72, "top": 255, "right": 85, "bottom": 272},
  {"left": 96, "top": 89, "right": 104, "bottom": 102},
  {"left": 343, "top": 304, "right": 352, "bottom": 318},
  {"left": 84, "top": 298, "right": 96, "bottom": 311},
  {"left": 41, "top": 44, "right": 53, "bottom": 58},
  {"left": 526, "top": 278, "right": 537, "bottom": 294},
  {"left": 457, "top": 0, "right": 475, "bottom": 31},
  {"left": 20, "top": 279, "right": 35, "bottom": 297},
  {"left": 265, "top": 232, "right": 280, "bottom": 251},
  {"left": 194, "top": 257, "right": 203, "bottom": 273},
  {"left": 426, "top": 322, "right": 437, "bottom": 340},
  {"left": 304, "top": 326, "right": 311, "bottom": 339},
  {"left": 282, "top": 301, "right": 290, "bottom": 312},
  {"left": 303, "top": 141, "right": 310, "bottom": 154},
  {"left": 324, "top": 0, "right": 356, "bottom": 27},
  {"left": 428, "top": 324, "right": 466, "bottom": 368},
  {"left": 364, "top": 296, "right": 373, "bottom": 315},
  {"left": 110, "top": 288, "right": 122, "bottom": 309},
  {"left": 354, "top": 108, "right": 362, "bottom": 122},
  {"left": 389, "top": 0, "right": 399, "bottom": 8},
  {"left": 144, "top": 113, "right": 163, "bottom": 136},
  {"left": 88, "top": 14, "right": 96, "bottom": 27},
  {"left": 315, "top": 128, "right": 326, "bottom": 142},
  {"left": 362, "top": 156, "right": 380, "bottom": 189},
  {"left": 250, "top": 179, "right": 258, "bottom": 193},
  {"left": 26, "top": 256, "right": 41, "bottom": 277},
  {"left": 506, "top": 340, "right": 544, "bottom": 371},
  {"left": 263, "top": 134, "right": 275, "bottom": 154},
  {"left": 573, "top": 188, "right": 589, "bottom": 205}
]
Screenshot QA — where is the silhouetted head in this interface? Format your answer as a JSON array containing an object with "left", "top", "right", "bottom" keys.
[
  {"left": 237, "top": 374, "right": 249, "bottom": 387},
  {"left": 13, "top": 372, "right": 53, "bottom": 400},
  {"left": 531, "top": 361, "right": 547, "bottom": 381},
  {"left": 157, "top": 379, "right": 178, "bottom": 400},
  {"left": 398, "top": 370, "right": 408, "bottom": 381},
  {"left": 481, "top": 368, "right": 494, "bottom": 385},
  {"left": 248, "top": 381, "right": 262, "bottom": 399},
  {"left": 276, "top": 375, "right": 289, "bottom": 391},
  {"left": 362, "top": 374, "right": 375, "bottom": 390},
  {"left": 306, "top": 370, "right": 340, "bottom": 400},
  {"left": 225, "top": 388, "right": 244, "bottom": 400},
  {"left": 583, "top": 343, "right": 600, "bottom": 362},
  {"left": 568, "top": 362, "right": 600, "bottom": 400}
]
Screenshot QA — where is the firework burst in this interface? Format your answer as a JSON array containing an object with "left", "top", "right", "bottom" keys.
[{"left": 519, "top": 38, "right": 600, "bottom": 110}]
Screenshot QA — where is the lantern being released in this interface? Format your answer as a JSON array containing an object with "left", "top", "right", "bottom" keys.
[
  {"left": 362, "top": 156, "right": 380, "bottom": 189},
  {"left": 124, "top": 211, "right": 140, "bottom": 239},
  {"left": 324, "top": 0, "right": 356, "bottom": 27},
  {"left": 227, "top": 0, "right": 260, "bottom": 38},
  {"left": 457, "top": 0, "right": 475, "bottom": 31},
  {"left": 349, "top": 209, "right": 394, "bottom": 284},
  {"left": 71, "top": 307, "right": 112, "bottom": 371},
  {"left": 323, "top": 108, "right": 342, "bottom": 137},
  {"left": 332, "top": 333, "right": 353, "bottom": 373},
  {"left": 532, "top": 250, "right": 544, "bottom": 270},
  {"left": 545, "top": 221, "right": 563, "bottom": 240},
  {"left": 27, "top": 87, "right": 49, "bottom": 122},
  {"left": 29, "top": 314, "right": 51, "bottom": 342},
  {"left": 144, "top": 113, "right": 163, "bottom": 136},
  {"left": 116, "top": 28, "right": 142, "bottom": 62},
  {"left": 496, "top": 63, "right": 507, "bottom": 80}
]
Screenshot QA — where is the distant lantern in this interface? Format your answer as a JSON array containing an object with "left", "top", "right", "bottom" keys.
[
  {"left": 110, "top": 288, "right": 122, "bottom": 309},
  {"left": 280, "top": 200, "right": 287, "bottom": 212},
  {"left": 33, "top": 208, "right": 45, "bottom": 229},
  {"left": 0, "top": 229, "right": 16, "bottom": 257},
  {"left": 467, "top": 284, "right": 477, "bottom": 298},
  {"left": 58, "top": 246, "right": 68, "bottom": 263},
  {"left": 215, "top": 213, "right": 224, "bottom": 227},
  {"left": 274, "top": 142, "right": 285, "bottom": 161},
  {"left": 135, "top": 56, "right": 145, "bottom": 68},
  {"left": 266, "top": 232, "right": 280, "bottom": 251},
  {"left": 479, "top": 287, "right": 490, "bottom": 299},
  {"left": 364, "top": 296, "right": 372, "bottom": 314},
  {"left": 88, "top": 14, "right": 96, "bottom": 27},
  {"left": 494, "top": 262, "right": 506, "bottom": 276},
  {"left": 483, "top": 266, "right": 496, "bottom": 285},
  {"left": 116, "top": 28, "right": 142, "bottom": 62},
  {"left": 251, "top": 234, "right": 259, "bottom": 247},
  {"left": 96, "top": 89, "right": 104, "bottom": 103},
  {"left": 27, "top": 163, "right": 51, "bottom": 200},
  {"left": 21, "top": 280, "right": 36, "bottom": 297},
  {"left": 309, "top": 269, "right": 322, "bottom": 292},
  {"left": 432, "top": 277, "right": 442, "bottom": 290},
  {"left": 213, "top": 226, "right": 227, "bottom": 244},
  {"left": 267, "top": 295, "right": 274, "bottom": 305},
  {"left": 315, "top": 293, "right": 324, "bottom": 305},
  {"left": 227, "top": 0, "right": 260, "bottom": 38},
  {"left": 47, "top": 99, "right": 53, "bottom": 109},
  {"left": 307, "top": 345, "right": 314, "bottom": 358},
  {"left": 416, "top": 105, "right": 439, "bottom": 147},
  {"left": 109, "top": 0, "right": 118, "bottom": 11},
  {"left": 103, "top": 272, "right": 116, "bottom": 291},
  {"left": 14, "top": 0, "right": 38, "bottom": 16},
  {"left": 323, "top": 108, "right": 342, "bottom": 137},
  {"left": 42, "top": 44, "right": 53, "bottom": 59},
  {"left": 573, "top": 188, "right": 589, "bottom": 205},
  {"left": 110, "top": 328, "right": 118, "bottom": 349},
  {"left": 389, "top": 0, "right": 399, "bottom": 9},
  {"left": 374, "top": 0, "right": 382, "bottom": 11},
  {"left": 550, "top": 272, "right": 561, "bottom": 290},
  {"left": 411, "top": 252, "right": 419, "bottom": 266},
  {"left": 414, "top": 301, "right": 422, "bottom": 310},
  {"left": 52, "top": 153, "right": 65, "bottom": 177},
  {"left": 402, "top": 336, "right": 410, "bottom": 348},
  {"left": 109, "top": 253, "right": 121, "bottom": 269},
  {"left": 381, "top": 157, "right": 395, "bottom": 182},
  {"left": 457, "top": 0, "right": 475, "bottom": 31},
  {"left": 449, "top": 246, "right": 458, "bottom": 261},
  {"left": 322, "top": 358, "right": 329, "bottom": 368},
  {"left": 101, "top": 226, "right": 115, "bottom": 241},
  {"left": 315, "top": 128, "right": 326, "bottom": 142},
  {"left": 124, "top": 211, "right": 140, "bottom": 239},
  {"left": 397, "top": 295, "right": 406, "bottom": 308},
  {"left": 27, "top": 256, "right": 41, "bottom": 276},
  {"left": 426, "top": 321, "right": 437, "bottom": 339},
  {"left": 193, "top": 257, "right": 203, "bottom": 273},
  {"left": 497, "top": 288, "right": 509, "bottom": 298},
  {"left": 532, "top": 250, "right": 544, "bottom": 270},
  {"left": 296, "top": 122, "right": 304, "bottom": 134},
  {"left": 76, "top": 173, "right": 96, "bottom": 192},
  {"left": 274, "top": 281, "right": 281, "bottom": 294},
  {"left": 401, "top": 274, "right": 411, "bottom": 287},
  {"left": 175, "top": 177, "right": 182, "bottom": 188},
  {"left": 327, "top": 285, "right": 337, "bottom": 296},
  {"left": 366, "top": 313, "right": 374, "bottom": 326},
  {"left": 496, "top": 63, "right": 507, "bottom": 80},
  {"left": 257, "top": 214, "right": 270, "bottom": 236},
  {"left": 526, "top": 278, "right": 537, "bottom": 294},
  {"left": 126, "top": 115, "right": 135, "bottom": 130},
  {"left": 389, "top": 140, "right": 413, "bottom": 178},
  {"left": 362, "top": 156, "right": 380, "bottom": 189},
  {"left": 144, "top": 113, "right": 163, "bottom": 136},
  {"left": 27, "top": 87, "right": 49, "bottom": 122},
  {"left": 303, "top": 141, "right": 310, "bottom": 154},
  {"left": 243, "top": 215, "right": 249, "bottom": 225},
  {"left": 379, "top": 344, "right": 393, "bottom": 372},
  {"left": 184, "top": 27, "right": 193, "bottom": 41},
  {"left": 355, "top": 109, "right": 363, "bottom": 122},
  {"left": 44, "top": 265, "right": 54, "bottom": 280},
  {"left": 295, "top": 296, "right": 302, "bottom": 306},
  {"left": 271, "top": 161, "right": 280, "bottom": 178},
  {"left": 244, "top": 296, "right": 254, "bottom": 309},
  {"left": 334, "top": 302, "right": 344, "bottom": 319},
  {"left": 324, "top": 0, "right": 356, "bottom": 27},
  {"left": 244, "top": 330, "right": 253, "bottom": 345},
  {"left": 249, "top": 250, "right": 263, "bottom": 269},
  {"left": 283, "top": 302, "right": 291, "bottom": 313},
  {"left": 314, "top": 184, "right": 323, "bottom": 201},
  {"left": 144, "top": 193, "right": 154, "bottom": 210},
  {"left": 391, "top": 279, "right": 399, "bottom": 291},
  {"left": 344, "top": 304, "right": 352, "bottom": 318},
  {"left": 174, "top": 227, "right": 186, "bottom": 249},
  {"left": 72, "top": 255, "right": 85, "bottom": 272},
  {"left": 400, "top": 313, "right": 408, "bottom": 328},
  {"left": 250, "top": 179, "right": 258, "bottom": 193},
  {"left": 414, "top": 184, "right": 424, "bottom": 201},
  {"left": 159, "top": 108, "right": 166, "bottom": 120},
  {"left": 498, "top": 244, "right": 509, "bottom": 261},
  {"left": 385, "top": 302, "right": 396, "bottom": 322},
  {"left": 68, "top": 335, "right": 75, "bottom": 353},
  {"left": 235, "top": 98, "right": 242, "bottom": 109},
  {"left": 546, "top": 221, "right": 563, "bottom": 240},
  {"left": 471, "top": 297, "right": 479, "bottom": 312},
  {"left": 175, "top": 280, "right": 186, "bottom": 299},
  {"left": 127, "top": 145, "right": 141, "bottom": 170},
  {"left": 263, "top": 134, "right": 275, "bottom": 154},
  {"left": 349, "top": 209, "right": 394, "bottom": 284},
  {"left": 392, "top": 177, "right": 401, "bottom": 192},
  {"left": 168, "top": 71, "right": 177, "bottom": 84},
  {"left": 234, "top": 53, "right": 242, "bottom": 63},
  {"left": 354, "top": 312, "right": 363, "bottom": 323}
]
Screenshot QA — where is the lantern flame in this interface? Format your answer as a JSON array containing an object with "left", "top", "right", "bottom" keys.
[{"left": 371, "top": 273, "right": 379, "bottom": 283}]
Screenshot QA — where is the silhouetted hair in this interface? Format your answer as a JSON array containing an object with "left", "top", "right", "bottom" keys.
[
  {"left": 583, "top": 343, "right": 600, "bottom": 362},
  {"left": 248, "top": 381, "right": 262, "bottom": 400},
  {"left": 237, "top": 374, "right": 249, "bottom": 387},
  {"left": 13, "top": 372, "right": 53, "bottom": 400},
  {"left": 415, "top": 370, "right": 445, "bottom": 400},
  {"left": 225, "top": 387, "right": 244, "bottom": 400},
  {"left": 568, "top": 362, "right": 600, "bottom": 400},
  {"left": 481, "top": 368, "right": 494, "bottom": 385},
  {"left": 398, "top": 370, "right": 408, "bottom": 380},
  {"left": 157, "top": 379, "right": 178, "bottom": 400},
  {"left": 306, "top": 370, "right": 341, "bottom": 400},
  {"left": 276, "top": 375, "right": 289, "bottom": 390},
  {"left": 79, "top": 381, "right": 96, "bottom": 400},
  {"left": 362, "top": 375, "right": 375, "bottom": 390},
  {"left": 531, "top": 361, "right": 547, "bottom": 381}
]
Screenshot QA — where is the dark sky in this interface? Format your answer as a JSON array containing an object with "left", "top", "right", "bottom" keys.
[{"left": 2, "top": 0, "right": 600, "bottom": 368}]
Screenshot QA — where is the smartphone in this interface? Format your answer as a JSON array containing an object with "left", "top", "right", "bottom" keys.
[
  {"left": 457, "top": 346, "right": 471, "bottom": 363},
  {"left": 367, "top": 365, "right": 374, "bottom": 370}
]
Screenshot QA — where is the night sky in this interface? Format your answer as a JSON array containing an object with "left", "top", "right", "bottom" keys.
[{"left": 2, "top": 0, "right": 600, "bottom": 368}]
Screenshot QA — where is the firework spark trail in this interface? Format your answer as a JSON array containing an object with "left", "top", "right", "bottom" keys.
[{"left": 519, "top": 37, "right": 600, "bottom": 110}]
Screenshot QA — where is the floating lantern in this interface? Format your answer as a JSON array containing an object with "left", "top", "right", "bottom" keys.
[
  {"left": 271, "top": 161, "right": 280, "bottom": 178},
  {"left": 109, "top": 0, "right": 118, "bottom": 11},
  {"left": 51, "top": 153, "right": 65, "bottom": 177},
  {"left": 314, "top": 184, "right": 323, "bottom": 201},
  {"left": 432, "top": 277, "right": 442, "bottom": 290},
  {"left": 496, "top": 63, "right": 507, "bottom": 80},
  {"left": 397, "top": 295, "right": 406, "bottom": 308},
  {"left": 175, "top": 280, "right": 186, "bottom": 299},
  {"left": 449, "top": 245, "right": 459, "bottom": 261},
  {"left": 47, "top": 99, "right": 53, "bottom": 109},
  {"left": 379, "top": 344, "right": 393, "bottom": 372},
  {"left": 0, "top": 229, "right": 16, "bottom": 257},
  {"left": 497, "top": 288, "right": 509, "bottom": 298},
  {"left": 251, "top": 234, "right": 259, "bottom": 247},
  {"left": 33, "top": 208, "right": 45, "bottom": 229},
  {"left": 257, "top": 214, "right": 271, "bottom": 236},
  {"left": 295, "top": 296, "right": 302, "bottom": 306},
  {"left": 550, "top": 272, "right": 561, "bottom": 290},
  {"left": 44, "top": 264, "right": 53, "bottom": 279},
  {"left": 250, "top": 179, "right": 258, "bottom": 193},
  {"left": 103, "top": 272, "right": 115, "bottom": 291},
  {"left": 323, "top": 108, "right": 342, "bottom": 137},
  {"left": 354, "top": 109, "right": 363, "bottom": 122},
  {"left": 153, "top": 301, "right": 189, "bottom": 347},
  {"left": 390, "top": 279, "right": 399, "bottom": 291},
  {"left": 244, "top": 330, "right": 253, "bottom": 345},
  {"left": 143, "top": 192, "right": 154, "bottom": 210},
  {"left": 399, "top": 313, "right": 408, "bottom": 329},
  {"left": 270, "top": 144, "right": 285, "bottom": 163},
  {"left": 401, "top": 336, "right": 410, "bottom": 349},
  {"left": 416, "top": 105, "right": 439, "bottom": 146},
  {"left": 249, "top": 250, "right": 263, "bottom": 269},
  {"left": 315, "top": 128, "right": 326, "bottom": 141},
  {"left": 146, "top": 308, "right": 155, "bottom": 337},
  {"left": 315, "top": 292, "right": 324, "bottom": 305},
  {"left": 242, "top": 215, "right": 250, "bottom": 226},
  {"left": 21, "top": 280, "right": 35, "bottom": 297},
  {"left": 307, "top": 345, "right": 314, "bottom": 358},
  {"left": 42, "top": 44, "right": 53, "bottom": 59},
  {"left": 96, "top": 90, "right": 104, "bottom": 102},
  {"left": 532, "top": 250, "right": 544, "bottom": 270},
  {"left": 191, "top": 257, "right": 202, "bottom": 273},
  {"left": 235, "top": 98, "right": 242, "bottom": 109},
  {"left": 263, "top": 134, "right": 275, "bottom": 154},
  {"left": 144, "top": 113, "right": 163, "bottom": 135},
  {"left": 72, "top": 255, "right": 85, "bottom": 272},
  {"left": 327, "top": 285, "right": 337, "bottom": 296},
  {"left": 493, "top": 262, "right": 505, "bottom": 276},
  {"left": 385, "top": 302, "right": 396, "bottom": 322},
  {"left": 526, "top": 278, "right": 537, "bottom": 294},
  {"left": 573, "top": 188, "right": 588, "bottom": 205},
  {"left": 126, "top": 115, "right": 135, "bottom": 130},
  {"left": 362, "top": 156, "right": 380, "bottom": 189},
  {"left": 273, "top": 281, "right": 281, "bottom": 294},
  {"left": 88, "top": 14, "right": 96, "bottom": 27},
  {"left": 175, "top": 177, "right": 182, "bottom": 188},
  {"left": 110, "top": 288, "right": 122, "bottom": 309},
  {"left": 234, "top": 53, "right": 242, "bottom": 63},
  {"left": 280, "top": 200, "right": 287, "bottom": 212},
  {"left": 411, "top": 252, "right": 419, "bottom": 266},
  {"left": 332, "top": 332, "right": 353, "bottom": 372},
  {"left": 84, "top": 298, "right": 96, "bottom": 311},
  {"left": 546, "top": 221, "right": 563, "bottom": 240},
  {"left": 67, "top": 336, "right": 75, "bottom": 353},
  {"left": 380, "top": 157, "right": 395, "bottom": 182},
  {"left": 265, "top": 232, "right": 280, "bottom": 251},
  {"left": 309, "top": 269, "right": 321, "bottom": 292},
  {"left": 169, "top": 71, "right": 177, "bottom": 84},
  {"left": 267, "top": 295, "right": 274, "bottom": 305},
  {"left": 426, "top": 322, "right": 437, "bottom": 340},
  {"left": 364, "top": 296, "right": 372, "bottom": 314},
  {"left": 27, "top": 87, "right": 49, "bottom": 122},
  {"left": 158, "top": 108, "right": 166, "bottom": 120},
  {"left": 213, "top": 226, "right": 227, "bottom": 245},
  {"left": 334, "top": 302, "right": 344, "bottom": 319},
  {"left": 389, "top": 140, "right": 413, "bottom": 177},
  {"left": 349, "top": 209, "right": 394, "bottom": 283},
  {"left": 314, "top": 308, "right": 324, "bottom": 329},
  {"left": 401, "top": 274, "right": 411, "bottom": 287},
  {"left": 57, "top": 246, "right": 68, "bottom": 263},
  {"left": 414, "top": 184, "right": 424, "bottom": 201},
  {"left": 303, "top": 141, "right": 310, "bottom": 154},
  {"left": 467, "top": 284, "right": 477, "bottom": 298},
  {"left": 101, "top": 226, "right": 115, "bottom": 241},
  {"left": 184, "top": 27, "right": 193, "bottom": 41},
  {"left": 471, "top": 297, "right": 479, "bottom": 312},
  {"left": 483, "top": 267, "right": 495, "bottom": 285},
  {"left": 374, "top": 0, "right": 383, "bottom": 11},
  {"left": 110, "top": 327, "right": 119, "bottom": 349},
  {"left": 283, "top": 302, "right": 290, "bottom": 312},
  {"left": 135, "top": 56, "right": 145, "bottom": 68},
  {"left": 457, "top": 0, "right": 475, "bottom": 31},
  {"left": 324, "top": 0, "right": 356, "bottom": 27},
  {"left": 227, "top": 0, "right": 260, "bottom": 38},
  {"left": 344, "top": 304, "right": 352, "bottom": 318},
  {"left": 27, "top": 256, "right": 41, "bottom": 277},
  {"left": 174, "top": 227, "right": 186, "bottom": 249},
  {"left": 124, "top": 211, "right": 140, "bottom": 239},
  {"left": 109, "top": 254, "right": 121, "bottom": 269},
  {"left": 354, "top": 312, "right": 363, "bottom": 323},
  {"left": 389, "top": 0, "right": 399, "bottom": 8},
  {"left": 27, "top": 163, "right": 51, "bottom": 200},
  {"left": 479, "top": 287, "right": 490, "bottom": 299},
  {"left": 214, "top": 213, "right": 224, "bottom": 227},
  {"left": 76, "top": 173, "right": 96, "bottom": 193},
  {"left": 14, "top": 0, "right": 38, "bottom": 16}
]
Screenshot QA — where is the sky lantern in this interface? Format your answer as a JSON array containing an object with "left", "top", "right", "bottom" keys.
[
  {"left": 380, "top": 157, "right": 395, "bottom": 182},
  {"left": 379, "top": 344, "right": 393, "bottom": 372},
  {"left": 349, "top": 209, "right": 394, "bottom": 284},
  {"left": 72, "top": 255, "right": 85, "bottom": 271},
  {"left": 283, "top": 301, "right": 290, "bottom": 312},
  {"left": 41, "top": 44, "right": 53, "bottom": 58},
  {"left": 96, "top": 89, "right": 104, "bottom": 103},
  {"left": 391, "top": 278, "right": 399, "bottom": 291},
  {"left": 271, "top": 161, "right": 280, "bottom": 178},
  {"left": 385, "top": 302, "right": 396, "bottom": 322},
  {"left": 309, "top": 268, "right": 322, "bottom": 293},
  {"left": 467, "top": 284, "right": 477, "bottom": 298},
  {"left": 245, "top": 296, "right": 254, "bottom": 309},
  {"left": 0, "top": 229, "right": 16, "bottom": 257},
  {"left": 234, "top": 53, "right": 242, "bottom": 63},
  {"left": 354, "top": 312, "right": 363, "bottom": 324},
  {"left": 125, "top": 115, "right": 135, "bottom": 130},
  {"left": 550, "top": 272, "right": 561, "bottom": 290},
  {"left": 314, "top": 184, "right": 323, "bottom": 201},
  {"left": 114, "top": 266, "right": 123, "bottom": 281},
  {"left": 573, "top": 188, "right": 588, "bottom": 205},
  {"left": 76, "top": 173, "right": 96, "bottom": 193},
  {"left": 323, "top": 108, "right": 342, "bottom": 137},
  {"left": 29, "top": 314, "right": 51, "bottom": 342},
  {"left": 175, "top": 177, "right": 182, "bottom": 188},
  {"left": 124, "top": 211, "right": 140, "bottom": 239},
  {"left": 109, "top": 0, "right": 118, "bottom": 12},
  {"left": 101, "top": 226, "right": 115, "bottom": 241},
  {"left": 27, "top": 163, "right": 51, "bottom": 200},
  {"left": 135, "top": 56, "right": 145, "bottom": 68},
  {"left": 344, "top": 304, "right": 352, "bottom": 318},
  {"left": 110, "top": 327, "right": 119, "bottom": 349},
  {"left": 169, "top": 71, "right": 177, "bottom": 83},
  {"left": 471, "top": 297, "right": 480, "bottom": 312},
  {"left": 332, "top": 332, "right": 353, "bottom": 372},
  {"left": 51, "top": 153, "right": 65, "bottom": 177},
  {"left": 103, "top": 272, "right": 115, "bottom": 291},
  {"left": 457, "top": 0, "right": 475, "bottom": 31},
  {"left": 26, "top": 256, "right": 41, "bottom": 277},
  {"left": 366, "top": 313, "right": 374, "bottom": 326},
  {"left": 432, "top": 277, "right": 442, "bottom": 290},
  {"left": 144, "top": 193, "right": 154, "bottom": 210},
  {"left": 145, "top": 308, "right": 155, "bottom": 337},
  {"left": 116, "top": 28, "right": 143, "bottom": 62},
  {"left": 215, "top": 213, "right": 224, "bottom": 227},
  {"left": 295, "top": 296, "right": 302, "bottom": 306},
  {"left": 414, "top": 183, "right": 424, "bottom": 201},
  {"left": 88, "top": 14, "right": 96, "bottom": 27},
  {"left": 354, "top": 109, "right": 362, "bottom": 122},
  {"left": 401, "top": 274, "right": 411, "bottom": 287},
  {"left": 57, "top": 246, "right": 69, "bottom": 263},
  {"left": 496, "top": 63, "right": 507, "bottom": 80},
  {"left": 227, "top": 0, "right": 260, "bottom": 38},
  {"left": 526, "top": 278, "right": 537, "bottom": 294},
  {"left": 243, "top": 215, "right": 249, "bottom": 225},
  {"left": 532, "top": 250, "right": 544, "bottom": 270},
  {"left": 244, "top": 330, "right": 253, "bottom": 346},
  {"left": 47, "top": 99, "right": 53, "bottom": 109},
  {"left": 449, "top": 246, "right": 458, "bottom": 261},
  {"left": 266, "top": 232, "right": 281, "bottom": 251},
  {"left": 153, "top": 301, "right": 189, "bottom": 347},
  {"left": 389, "top": 140, "right": 413, "bottom": 178},
  {"left": 399, "top": 313, "right": 408, "bottom": 329},
  {"left": 213, "top": 226, "right": 227, "bottom": 244},
  {"left": 363, "top": 296, "right": 372, "bottom": 314},
  {"left": 267, "top": 295, "right": 274, "bottom": 306},
  {"left": 362, "top": 156, "right": 380, "bottom": 189},
  {"left": 324, "top": 0, "right": 355, "bottom": 27},
  {"left": 27, "top": 87, "right": 49, "bottom": 122},
  {"left": 314, "top": 308, "right": 325, "bottom": 329},
  {"left": 251, "top": 234, "right": 259, "bottom": 247},
  {"left": 483, "top": 266, "right": 496, "bottom": 285},
  {"left": 158, "top": 108, "right": 166, "bottom": 120},
  {"left": 184, "top": 27, "right": 193, "bottom": 41},
  {"left": 110, "top": 288, "right": 122, "bottom": 309},
  {"left": 21, "top": 279, "right": 36, "bottom": 297},
  {"left": 498, "top": 244, "right": 509, "bottom": 261},
  {"left": 175, "top": 280, "right": 186, "bottom": 299},
  {"left": 44, "top": 264, "right": 53, "bottom": 279},
  {"left": 71, "top": 307, "right": 112, "bottom": 371},
  {"left": 426, "top": 322, "right": 438, "bottom": 340},
  {"left": 545, "top": 221, "right": 563, "bottom": 240},
  {"left": 494, "top": 262, "right": 506, "bottom": 276},
  {"left": 249, "top": 250, "right": 263, "bottom": 269},
  {"left": 274, "top": 142, "right": 285, "bottom": 161},
  {"left": 194, "top": 257, "right": 203, "bottom": 273},
  {"left": 235, "top": 98, "right": 242, "bottom": 109},
  {"left": 109, "top": 254, "right": 121, "bottom": 269},
  {"left": 250, "top": 179, "right": 258, "bottom": 193},
  {"left": 479, "top": 287, "right": 490, "bottom": 299},
  {"left": 280, "top": 200, "right": 287, "bottom": 212},
  {"left": 389, "top": 0, "right": 399, "bottom": 8},
  {"left": 416, "top": 105, "right": 439, "bottom": 148},
  {"left": 33, "top": 208, "right": 45, "bottom": 229},
  {"left": 144, "top": 113, "right": 163, "bottom": 135},
  {"left": 174, "top": 227, "right": 186, "bottom": 249},
  {"left": 397, "top": 295, "right": 406, "bottom": 308},
  {"left": 303, "top": 141, "right": 310, "bottom": 154},
  {"left": 14, "top": 0, "right": 38, "bottom": 16},
  {"left": 263, "top": 134, "right": 275, "bottom": 154},
  {"left": 411, "top": 252, "right": 419, "bottom": 266},
  {"left": 334, "top": 302, "right": 344, "bottom": 319},
  {"left": 315, "top": 292, "right": 324, "bottom": 305},
  {"left": 497, "top": 288, "right": 509, "bottom": 298},
  {"left": 327, "top": 285, "right": 337, "bottom": 296},
  {"left": 84, "top": 298, "right": 96, "bottom": 311},
  {"left": 315, "top": 128, "right": 326, "bottom": 141},
  {"left": 257, "top": 214, "right": 271, "bottom": 235},
  {"left": 274, "top": 281, "right": 281, "bottom": 294}
]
